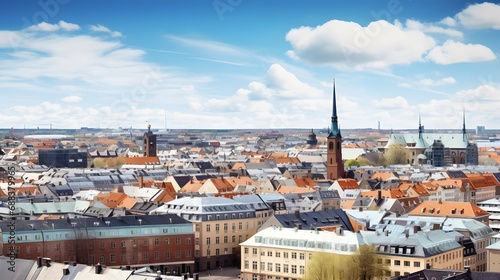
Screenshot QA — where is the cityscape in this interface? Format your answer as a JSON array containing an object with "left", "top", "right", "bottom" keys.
[{"left": 2, "top": 1, "right": 500, "bottom": 280}]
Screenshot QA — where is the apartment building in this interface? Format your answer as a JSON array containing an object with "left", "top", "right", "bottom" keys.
[
  {"left": 0, "top": 215, "right": 194, "bottom": 275},
  {"left": 151, "top": 196, "right": 261, "bottom": 271},
  {"left": 361, "top": 229, "right": 464, "bottom": 278},
  {"left": 240, "top": 227, "right": 362, "bottom": 280}
]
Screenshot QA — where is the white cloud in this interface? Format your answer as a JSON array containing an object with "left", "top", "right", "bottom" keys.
[
  {"left": 417, "top": 77, "right": 456, "bottom": 87},
  {"left": 26, "top": 21, "right": 80, "bottom": 32},
  {"left": 439, "top": 17, "right": 456, "bottom": 27},
  {"left": 456, "top": 2, "right": 500, "bottom": 29},
  {"left": 62, "top": 95, "right": 82, "bottom": 103},
  {"left": 89, "top": 24, "right": 122, "bottom": 37},
  {"left": 405, "top": 19, "right": 462, "bottom": 38},
  {"left": 372, "top": 96, "right": 409, "bottom": 109},
  {"left": 58, "top": 21, "right": 80, "bottom": 31},
  {"left": 426, "top": 40, "right": 496, "bottom": 64},
  {"left": 285, "top": 19, "right": 435, "bottom": 70}
]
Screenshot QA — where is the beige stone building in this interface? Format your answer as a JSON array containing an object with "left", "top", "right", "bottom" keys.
[
  {"left": 151, "top": 196, "right": 262, "bottom": 271},
  {"left": 240, "top": 227, "right": 362, "bottom": 280}
]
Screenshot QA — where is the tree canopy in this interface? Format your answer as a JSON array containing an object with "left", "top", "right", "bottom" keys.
[
  {"left": 384, "top": 144, "right": 407, "bottom": 165},
  {"left": 304, "top": 245, "right": 390, "bottom": 280}
]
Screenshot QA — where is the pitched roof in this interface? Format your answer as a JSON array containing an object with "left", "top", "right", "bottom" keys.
[{"left": 408, "top": 201, "right": 490, "bottom": 218}]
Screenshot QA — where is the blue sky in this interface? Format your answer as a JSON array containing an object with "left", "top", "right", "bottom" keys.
[{"left": 1, "top": 0, "right": 500, "bottom": 131}]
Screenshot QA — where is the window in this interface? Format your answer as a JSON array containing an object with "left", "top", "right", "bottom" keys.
[
  {"left": 176, "top": 250, "right": 181, "bottom": 258},
  {"left": 154, "top": 239, "right": 159, "bottom": 246},
  {"left": 224, "top": 236, "right": 228, "bottom": 243},
  {"left": 110, "top": 242, "right": 116, "bottom": 248},
  {"left": 216, "top": 237, "right": 220, "bottom": 244},
  {"left": 216, "top": 224, "right": 220, "bottom": 232},
  {"left": 268, "top": 251, "right": 273, "bottom": 257},
  {"left": 143, "top": 252, "right": 148, "bottom": 260},
  {"left": 395, "top": 260, "right": 401, "bottom": 266},
  {"left": 206, "top": 224, "right": 211, "bottom": 232},
  {"left": 261, "top": 262, "right": 265, "bottom": 271},
  {"left": 276, "top": 263, "right": 281, "bottom": 272},
  {"left": 186, "top": 237, "right": 191, "bottom": 244},
  {"left": 253, "top": 248, "right": 257, "bottom": 255},
  {"left": 186, "top": 250, "right": 191, "bottom": 257},
  {"left": 245, "top": 261, "right": 249, "bottom": 269},
  {"left": 216, "top": 249, "right": 220, "bottom": 255},
  {"left": 300, "top": 266, "right": 305, "bottom": 275},
  {"left": 299, "top": 253, "right": 305, "bottom": 260},
  {"left": 284, "top": 264, "right": 289, "bottom": 273},
  {"left": 206, "top": 237, "right": 211, "bottom": 245},
  {"left": 291, "top": 265, "right": 297, "bottom": 274},
  {"left": 291, "top": 252, "right": 297, "bottom": 259},
  {"left": 100, "top": 255, "right": 105, "bottom": 263},
  {"left": 276, "top": 252, "right": 281, "bottom": 258},
  {"left": 253, "top": 261, "right": 258, "bottom": 270},
  {"left": 224, "top": 223, "right": 228, "bottom": 231},
  {"left": 164, "top": 252, "right": 170, "bottom": 259},
  {"left": 154, "top": 251, "right": 159, "bottom": 260},
  {"left": 284, "top": 252, "right": 289, "bottom": 258},
  {"left": 414, "top": 261, "right": 421, "bottom": 267},
  {"left": 110, "top": 254, "right": 116, "bottom": 263},
  {"left": 143, "top": 240, "right": 149, "bottom": 246},
  {"left": 165, "top": 238, "right": 170, "bottom": 245},
  {"left": 268, "top": 263, "right": 273, "bottom": 271},
  {"left": 176, "top": 238, "right": 181, "bottom": 245},
  {"left": 404, "top": 261, "right": 410, "bottom": 267}
]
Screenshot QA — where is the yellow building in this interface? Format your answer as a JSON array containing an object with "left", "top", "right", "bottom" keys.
[{"left": 151, "top": 196, "right": 262, "bottom": 271}]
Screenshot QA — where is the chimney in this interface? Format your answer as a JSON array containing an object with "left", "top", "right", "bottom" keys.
[
  {"left": 95, "top": 263, "right": 102, "bottom": 274},
  {"left": 37, "top": 257, "right": 42, "bottom": 268},
  {"left": 405, "top": 228, "right": 409, "bottom": 238},
  {"left": 155, "top": 270, "right": 162, "bottom": 280},
  {"left": 413, "top": 225, "right": 421, "bottom": 233},
  {"left": 384, "top": 229, "right": 389, "bottom": 237},
  {"left": 294, "top": 210, "right": 300, "bottom": 218},
  {"left": 139, "top": 176, "right": 144, "bottom": 188},
  {"left": 377, "top": 190, "right": 382, "bottom": 202},
  {"left": 193, "top": 273, "right": 199, "bottom": 280},
  {"left": 433, "top": 223, "right": 440, "bottom": 230},
  {"left": 43, "top": 258, "right": 51, "bottom": 267},
  {"left": 63, "top": 265, "right": 70, "bottom": 275}
]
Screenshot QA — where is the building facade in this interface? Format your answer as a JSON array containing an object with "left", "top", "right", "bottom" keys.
[
  {"left": 0, "top": 215, "right": 194, "bottom": 275},
  {"left": 151, "top": 196, "right": 261, "bottom": 271}
]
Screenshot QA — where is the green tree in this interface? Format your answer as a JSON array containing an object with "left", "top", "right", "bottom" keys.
[
  {"left": 93, "top": 158, "right": 106, "bottom": 168},
  {"left": 350, "top": 245, "right": 390, "bottom": 280},
  {"left": 304, "top": 245, "right": 390, "bottom": 280},
  {"left": 303, "top": 252, "right": 349, "bottom": 280},
  {"left": 384, "top": 144, "right": 407, "bottom": 165},
  {"left": 357, "top": 157, "right": 375, "bottom": 166},
  {"left": 345, "top": 159, "right": 360, "bottom": 168}
]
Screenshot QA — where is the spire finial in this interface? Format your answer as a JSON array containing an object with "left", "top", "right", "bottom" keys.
[{"left": 329, "top": 76, "right": 341, "bottom": 138}]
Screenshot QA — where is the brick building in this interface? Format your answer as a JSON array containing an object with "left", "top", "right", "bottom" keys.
[{"left": 0, "top": 215, "right": 194, "bottom": 275}]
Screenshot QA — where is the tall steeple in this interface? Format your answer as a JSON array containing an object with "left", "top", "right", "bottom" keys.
[
  {"left": 326, "top": 77, "right": 344, "bottom": 180},
  {"left": 418, "top": 114, "right": 423, "bottom": 138},
  {"left": 328, "top": 78, "right": 341, "bottom": 138},
  {"left": 462, "top": 108, "right": 467, "bottom": 140}
]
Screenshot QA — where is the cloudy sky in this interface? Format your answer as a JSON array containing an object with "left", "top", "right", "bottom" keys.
[{"left": 1, "top": 0, "right": 500, "bottom": 131}]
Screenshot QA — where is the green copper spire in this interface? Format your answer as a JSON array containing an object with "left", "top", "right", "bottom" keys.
[{"left": 328, "top": 78, "right": 341, "bottom": 138}]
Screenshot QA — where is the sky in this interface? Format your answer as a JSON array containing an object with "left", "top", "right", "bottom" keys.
[{"left": 1, "top": 0, "right": 500, "bottom": 131}]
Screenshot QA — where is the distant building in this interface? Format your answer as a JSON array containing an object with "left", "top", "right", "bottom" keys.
[
  {"left": 306, "top": 129, "right": 318, "bottom": 146},
  {"left": 385, "top": 113, "right": 478, "bottom": 166},
  {"left": 143, "top": 124, "right": 157, "bottom": 157},
  {"left": 38, "top": 148, "right": 87, "bottom": 168}
]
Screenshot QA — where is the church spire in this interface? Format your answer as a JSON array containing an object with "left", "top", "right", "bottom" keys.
[
  {"left": 328, "top": 78, "right": 341, "bottom": 138},
  {"left": 418, "top": 114, "right": 423, "bottom": 138},
  {"left": 462, "top": 108, "right": 467, "bottom": 140}
]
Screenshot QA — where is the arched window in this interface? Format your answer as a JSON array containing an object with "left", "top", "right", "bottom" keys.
[{"left": 329, "top": 142, "right": 334, "bottom": 150}]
